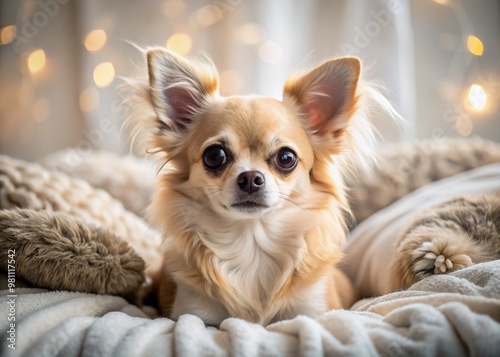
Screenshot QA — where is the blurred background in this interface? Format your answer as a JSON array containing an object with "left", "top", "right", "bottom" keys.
[{"left": 0, "top": 0, "right": 498, "bottom": 162}]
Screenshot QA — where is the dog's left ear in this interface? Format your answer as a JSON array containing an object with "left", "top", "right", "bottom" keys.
[{"left": 283, "top": 57, "right": 361, "bottom": 139}]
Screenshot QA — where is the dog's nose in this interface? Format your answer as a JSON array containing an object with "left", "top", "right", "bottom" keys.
[{"left": 237, "top": 171, "right": 265, "bottom": 193}]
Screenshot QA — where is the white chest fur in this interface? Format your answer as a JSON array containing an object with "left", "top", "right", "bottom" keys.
[{"left": 169, "top": 218, "right": 329, "bottom": 325}]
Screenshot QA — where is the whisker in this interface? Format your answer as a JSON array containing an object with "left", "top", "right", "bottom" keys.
[{"left": 276, "top": 193, "right": 303, "bottom": 210}]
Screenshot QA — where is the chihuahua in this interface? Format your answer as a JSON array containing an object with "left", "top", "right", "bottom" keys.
[{"left": 125, "top": 48, "right": 395, "bottom": 325}]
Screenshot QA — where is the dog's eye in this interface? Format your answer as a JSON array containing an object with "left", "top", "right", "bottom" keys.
[
  {"left": 203, "top": 145, "right": 227, "bottom": 169},
  {"left": 274, "top": 147, "right": 298, "bottom": 172}
]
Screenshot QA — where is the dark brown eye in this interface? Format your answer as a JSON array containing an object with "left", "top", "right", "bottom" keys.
[
  {"left": 203, "top": 145, "right": 227, "bottom": 170},
  {"left": 274, "top": 147, "right": 298, "bottom": 172}
]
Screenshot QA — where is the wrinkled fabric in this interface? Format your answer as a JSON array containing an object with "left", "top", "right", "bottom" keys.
[{"left": 1, "top": 261, "right": 499, "bottom": 357}]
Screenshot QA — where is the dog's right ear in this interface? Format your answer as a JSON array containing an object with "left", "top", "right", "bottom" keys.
[{"left": 147, "top": 49, "right": 219, "bottom": 132}]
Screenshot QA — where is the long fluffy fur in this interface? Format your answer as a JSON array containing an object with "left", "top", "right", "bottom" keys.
[
  {"left": 0, "top": 209, "right": 146, "bottom": 301},
  {"left": 122, "top": 48, "right": 402, "bottom": 325},
  {"left": 389, "top": 192, "right": 500, "bottom": 291}
]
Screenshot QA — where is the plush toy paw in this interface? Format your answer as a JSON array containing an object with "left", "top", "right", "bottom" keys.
[
  {"left": 413, "top": 241, "right": 473, "bottom": 277},
  {"left": 411, "top": 235, "right": 475, "bottom": 279},
  {"left": 389, "top": 193, "right": 500, "bottom": 292}
]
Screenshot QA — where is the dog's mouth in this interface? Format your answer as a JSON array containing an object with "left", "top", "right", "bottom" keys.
[{"left": 230, "top": 200, "right": 269, "bottom": 213}]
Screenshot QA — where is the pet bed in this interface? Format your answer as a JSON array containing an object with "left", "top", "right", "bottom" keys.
[{"left": 1, "top": 138, "right": 500, "bottom": 356}]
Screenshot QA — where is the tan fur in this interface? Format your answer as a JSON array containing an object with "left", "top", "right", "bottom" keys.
[
  {"left": 0, "top": 209, "right": 146, "bottom": 301},
  {"left": 124, "top": 48, "right": 395, "bottom": 325},
  {"left": 389, "top": 192, "right": 500, "bottom": 291}
]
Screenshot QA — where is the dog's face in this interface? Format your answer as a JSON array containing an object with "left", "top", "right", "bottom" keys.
[
  {"left": 182, "top": 96, "right": 316, "bottom": 219},
  {"left": 146, "top": 49, "right": 360, "bottom": 220}
]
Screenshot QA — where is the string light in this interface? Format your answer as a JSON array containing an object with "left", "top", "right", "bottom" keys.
[
  {"left": 467, "top": 35, "right": 484, "bottom": 56},
  {"left": 85, "top": 29, "right": 107, "bottom": 52},
  {"left": 166, "top": 33, "right": 192, "bottom": 55},
  {"left": 93, "top": 62, "right": 115, "bottom": 88},
  {"left": 0, "top": 25, "right": 16, "bottom": 45},
  {"left": 466, "top": 84, "right": 487, "bottom": 111},
  {"left": 27, "top": 49, "right": 46, "bottom": 74}
]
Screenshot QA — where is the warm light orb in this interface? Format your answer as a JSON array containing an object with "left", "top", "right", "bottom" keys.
[
  {"left": 79, "top": 88, "right": 100, "bottom": 112},
  {"left": 235, "top": 23, "right": 265, "bottom": 45},
  {"left": 166, "top": 33, "right": 192, "bottom": 55},
  {"left": 85, "top": 29, "right": 107, "bottom": 52},
  {"left": 93, "top": 62, "right": 115, "bottom": 88},
  {"left": 195, "top": 5, "right": 222, "bottom": 27},
  {"left": 434, "top": 0, "right": 448, "bottom": 5},
  {"left": 0, "top": 25, "right": 16, "bottom": 45},
  {"left": 467, "top": 35, "right": 484, "bottom": 56},
  {"left": 467, "top": 84, "right": 487, "bottom": 111},
  {"left": 27, "top": 49, "right": 46, "bottom": 74}
]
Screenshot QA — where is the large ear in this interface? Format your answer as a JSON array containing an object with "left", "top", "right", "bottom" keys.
[
  {"left": 147, "top": 49, "right": 219, "bottom": 132},
  {"left": 283, "top": 57, "right": 361, "bottom": 138}
]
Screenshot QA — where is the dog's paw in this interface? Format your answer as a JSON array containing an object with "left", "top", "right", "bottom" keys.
[{"left": 411, "top": 239, "right": 474, "bottom": 278}]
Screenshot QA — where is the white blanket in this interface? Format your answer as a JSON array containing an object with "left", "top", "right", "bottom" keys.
[{"left": 1, "top": 261, "right": 500, "bottom": 356}]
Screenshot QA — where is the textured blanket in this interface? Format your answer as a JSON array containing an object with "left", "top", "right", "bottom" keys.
[{"left": 1, "top": 260, "right": 499, "bottom": 357}]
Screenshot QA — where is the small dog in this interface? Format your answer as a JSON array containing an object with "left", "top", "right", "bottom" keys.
[{"left": 125, "top": 48, "right": 397, "bottom": 325}]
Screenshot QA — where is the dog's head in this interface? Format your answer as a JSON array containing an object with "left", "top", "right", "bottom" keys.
[{"left": 138, "top": 49, "right": 365, "bottom": 221}]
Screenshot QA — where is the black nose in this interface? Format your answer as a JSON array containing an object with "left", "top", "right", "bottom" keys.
[{"left": 237, "top": 171, "right": 265, "bottom": 193}]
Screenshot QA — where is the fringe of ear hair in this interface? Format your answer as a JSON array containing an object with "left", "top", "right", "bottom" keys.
[{"left": 337, "top": 80, "right": 407, "bottom": 181}]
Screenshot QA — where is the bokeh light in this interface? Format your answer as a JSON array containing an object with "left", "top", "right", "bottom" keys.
[
  {"left": 166, "top": 33, "right": 192, "bottom": 55},
  {"left": 0, "top": 25, "right": 16, "bottom": 45},
  {"left": 194, "top": 5, "right": 222, "bottom": 27},
  {"left": 93, "top": 62, "right": 115, "bottom": 88},
  {"left": 79, "top": 88, "right": 100, "bottom": 112},
  {"left": 235, "top": 23, "right": 265, "bottom": 45},
  {"left": 27, "top": 49, "right": 46, "bottom": 74},
  {"left": 85, "top": 29, "right": 107, "bottom": 52},
  {"left": 467, "top": 35, "right": 484, "bottom": 56},
  {"left": 466, "top": 84, "right": 487, "bottom": 111}
]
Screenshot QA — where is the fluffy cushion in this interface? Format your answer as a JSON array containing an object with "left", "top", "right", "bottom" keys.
[
  {"left": 0, "top": 154, "right": 162, "bottom": 275},
  {"left": 349, "top": 137, "right": 500, "bottom": 225},
  {"left": 0, "top": 209, "right": 145, "bottom": 300}
]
